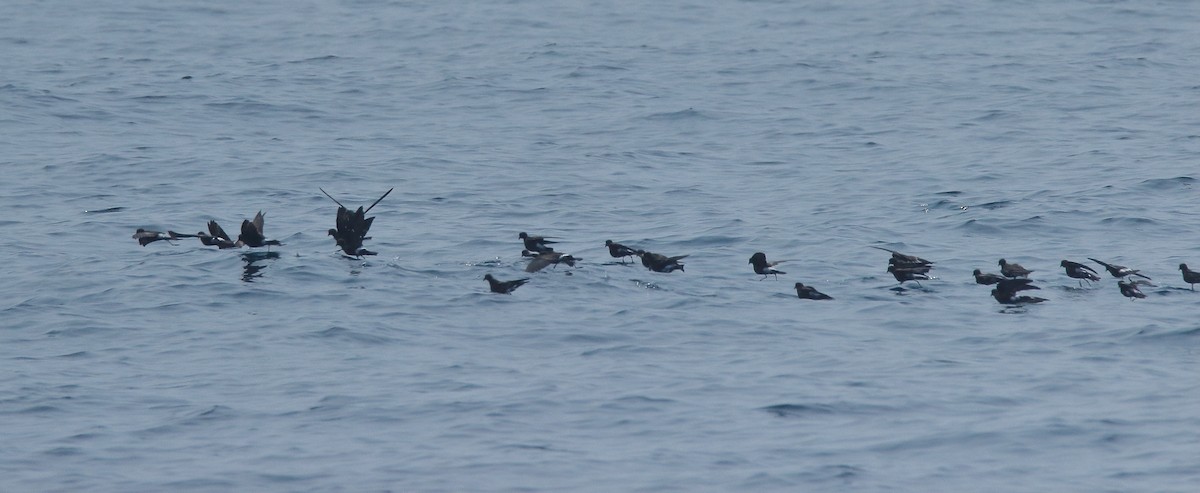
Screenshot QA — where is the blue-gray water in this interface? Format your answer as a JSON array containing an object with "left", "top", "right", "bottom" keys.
[{"left": 3, "top": 1, "right": 1199, "bottom": 491}]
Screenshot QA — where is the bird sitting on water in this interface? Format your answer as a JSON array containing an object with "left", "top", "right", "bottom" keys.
[
  {"left": 321, "top": 187, "right": 393, "bottom": 258},
  {"left": 484, "top": 274, "right": 529, "bottom": 294},
  {"left": 991, "top": 278, "right": 1046, "bottom": 304},
  {"left": 1060, "top": 260, "right": 1100, "bottom": 287},
  {"left": 605, "top": 240, "right": 638, "bottom": 263},
  {"left": 1088, "top": 258, "right": 1151, "bottom": 280},
  {"left": 748, "top": 252, "right": 786, "bottom": 280},
  {"left": 794, "top": 282, "right": 832, "bottom": 300},
  {"left": 973, "top": 269, "right": 1005, "bottom": 285},
  {"left": 519, "top": 232, "right": 557, "bottom": 254},
  {"left": 236, "top": 211, "right": 282, "bottom": 249},
  {"left": 1180, "top": 264, "right": 1200, "bottom": 291},
  {"left": 998, "top": 258, "right": 1033, "bottom": 278},
  {"left": 132, "top": 228, "right": 184, "bottom": 246},
  {"left": 639, "top": 250, "right": 687, "bottom": 273},
  {"left": 1117, "top": 280, "right": 1147, "bottom": 300}
]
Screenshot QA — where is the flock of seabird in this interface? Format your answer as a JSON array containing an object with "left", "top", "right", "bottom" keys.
[{"left": 133, "top": 190, "right": 1199, "bottom": 302}]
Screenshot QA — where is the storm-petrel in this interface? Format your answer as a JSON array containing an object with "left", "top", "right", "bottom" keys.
[
  {"left": 871, "top": 246, "right": 934, "bottom": 266},
  {"left": 518, "top": 232, "right": 557, "bottom": 254},
  {"left": 321, "top": 187, "right": 392, "bottom": 257},
  {"left": 525, "top": 251, "right": 578, "bottom": 273},
  {"left": 794, "top": 282, "right": 833, "bottom": 300},
  {"left": 991, "top": 277, "right": 1045, "bottom": 304},
  {"left": 887, "top": 264, "right": 930, "bottom": 286},
  {"left": 973, "top": 269, "right": 1005, "bottom": 285},
  {"left": 1117, "top": 280, "right": 1147, "bottom": 300},
  {"left": 484, "top": 274, "right": 530, "bottom": 294},
  {"left": 748, "top": 252, "right": 786, "bottom": 280},
  {"left": 196, "top": 220, "right": 238, "bottom": 249},
  {"left": 998, "top": 259, "right": 1033, "bottom": 278},
  {"left": 605, "top": 240, "right": 638, "bottom": 263},
  {"left": 236, "top": 211, "right": 282, "bottom": 248},
  {"left": 1180, "top": 264, "right": 1200, "bottom": 290},
  {"left": 1088, "top": 258, "right": 1151, "bottom": 280},
  {"left": 639, "top": 250, "right": 687, "bottom": 273},
  {"left": 1060, "top": 260, "right": 1100, "bottom": 287},
  {"left": 132, "top": 229, "right": 182, "bottom": 246}
]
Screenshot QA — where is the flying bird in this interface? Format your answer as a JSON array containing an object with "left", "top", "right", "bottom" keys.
[
  {"left": 605, "top": 240, "right": 639, "bottom": 263},
  {"left": 518, "top": 232, "right": 557, "bottom": 254},
  {"left": 1180, "top": 264, "right": 1200, "bottom": 290},
  {"left": 748, "top": 252, "right": 786, "bottom": 280},
  {"left": 524, "top": 251, "right": 578, "bottom": 273},
  {"left": 321, "top": 187, "right": 393, "bottom": 258},
  {"left": 991, "top": 278, "right": 1045, "bottom": 304},
  {"left": 196, "top": 220, "right": 238, "bottom": 249},
  {"left": 887, "top": 264, "right": 930, "bottom": 287},
  {"left": 1117, "top": 280, "right": 1147, "bottom": 300},
  {"left": 639, "top": 250, "right": 687, "bottom": 273},
  {"left": 236, "top": 211, "right": 282, "bottom": 249},
  {"left": 871, "top": 246, "right": 934, "bottom": 267},
  {"left": 1089, "top": 258, "right": 1151, "bottom": 280},
  {"left": 1060, "top": 260, "right": 1100, "bottom": 287},
  {"left": 132, "top": 228, "right": 183, "bottom": 246}
]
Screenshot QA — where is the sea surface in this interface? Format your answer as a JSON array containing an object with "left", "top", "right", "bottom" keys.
[{"left": 2, "top": 0, "right": 1199, "bottom": 491}]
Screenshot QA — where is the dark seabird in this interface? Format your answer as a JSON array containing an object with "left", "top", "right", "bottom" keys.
[
  {"left": 1117, "top": 280, "right": 1146, "bottom": 300},
  {"left": 887, "top": 265, "right": 930, "bottom": 286},
  {"left": 1180, "top": 264, "right": 1200, "bottom": 290},
  {"left": 518, "top": 232, "right": 557, "bottom": 254},
  {"left": 991, "top": 278, "right": 1045, "bottom": 304},
  {"left": 525, "top": 251, "right": 578, "bottom": 273},
  {"left": 132, "top": 228, "right": 185, "bottom": 246},
  {"left": 196, "top": 220, "right": 238, "bottom": 249},
  {"left": 321, "top": 187, "right": 392, "bottom": 258},
  {"left": 973, "top": 269, "right": 1006, "bottom": 285},
  {"left": 998, "top": 258, "right": 1033, "bottom": 278},
  {"left": 871, "top": 246, "right": 934, "bottom": 266},
  {"left": 748, "top": 252, "right": 786, "bottom": 280},
  {"left": 794, "top": 282, "right": 832, "bottom": 300},
  {"left": 1088, "top": 258, "right": 1151, "bottom": 280},
  {"left": 639, "top": 250, "right": 687, "bottom": 273},
  {"left": 605, "top": 240, "right": 638, "bottom": 263},
  {"left": 236, "top": 211, "right": 282, "bottom": 248},
  {"left": 1060, "top": 260, "right": 1101, "bottom": 287},
  {"left": 484, "top": 274, "right": 529, "bottom": 294}
]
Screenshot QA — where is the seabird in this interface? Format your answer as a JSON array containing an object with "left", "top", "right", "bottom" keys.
[
  {"left": 794, "top": 282, "right": 832, "bottom": 300},
  {"left": 638, "top": 250, "right": 687, "bottom": 273},
  {"left": 998, "top": 258, "right": 1033, "bottom": 278},
  {"left": 1180, "top": 264, "right": 1200, "bottom": 290},
  {"left": 871, "top": 246, "right": 934, "bottom": 266},
  {"left": 973, "top": 269, "right": 1006, "bottom": 285},
  {"left": 1089, "top": 258, "right": 1151, "bottom": 280},
  {"left": 525, "top": 251, "right": 578, "bottom": 273},
  {"left": 321, "top": 187, "right": 392, "bottom": 258},
  {"left": 236, "top": 211, "right": 282, "bottom": 248},
  {"left": 132, "top": 228, "right": 182, "bottom": 246},
  {"left": 484, "top": 274, "right": 529, "bottom": 294},
  {"left": 991, "top": 278, "right": 1045, "bottom": 304},
  {"left": 1117, "top": 280, "right": 1147, "bottom": 300},
  {"left": 748, "top": 252, "right": 786, "bottom": 280},
  {"left": 518, "top": 232, "right": 557, "bottom": 254},
  {"left": 1060, "top": 260, "right": 1100, "bottom": 287},
  {"left": 887, "top": 264, "right": 930, "bottom": 286},
  {"left": 197, "top": 220, "right": 238, "bottom": 249},
  {"left": 605, "top": 240, "right": 638, "bottom": 263}
]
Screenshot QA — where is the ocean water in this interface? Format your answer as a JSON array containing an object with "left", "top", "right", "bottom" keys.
[{"left": 2, "top": 0, "right": 1200, "bottom": 491}]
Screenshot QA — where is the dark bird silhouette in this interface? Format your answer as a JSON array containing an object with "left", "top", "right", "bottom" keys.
[
  {"left": 321, "top": 187, "right": 392, "bottom": 258},
  {"left": 605, "top": 240, "right": 638, "bottom": 263},
  {"left": 991, "top": 278, "right": 1045, "bottom": 304},
  {"left": 998, "top": 258, "right": 1033, "bottom": 278},
  {"left": 748, "top": 252, "right": 786, "bottom": 280},
  {"left": 887, "top": 264, "right": 930, "bottom": 286},
  {"left": 639, "top": 250, "right": 687, "bottom": 273},
  {"left": 524, "top": 251, "right": 578, "bottom": 273},
  {"left": 1060, "top": 260, "right": 1101, "bottom": 287},
  {"left": 794, "top": 282, "right": 832, "bottom": 300},
  {"left": 1118, "top": 280, "right": 1146, "bottom": 300},
  {"left": 1088, "top": 258, "right": 1151, "bottom": 280},
  {"left": 518, "top": 232, "right": 557, "bottom": 254},
  {"left": 973, "top": 269, "right": 1006, "bottom": 285},
  {"left": 197, "top": 220, "right": 238, "bottom": 249},
  {"left": 132, "top": 228, "right": 182, "bottom": 246},
  {"left": 890, "top": 257, "right": 933, "bottom": 273},
  {"left": 871, "top": 246, "right": 934, "bottom": 266},
  {"left": 484, "top": 274, "right": 529, "bottom": 294},
  {"left": 236, "top": 211, "right": 282, "bottom": 248},
  {"left": 1180, "top": 264, "right": 1200, "bottom": 290}
]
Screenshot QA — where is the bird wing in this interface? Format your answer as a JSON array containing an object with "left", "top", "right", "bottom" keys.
[{"left": 252, "top": 211, "right": 266, "bottom": 235}]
